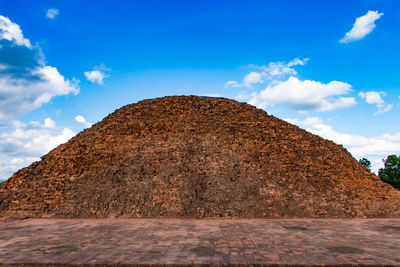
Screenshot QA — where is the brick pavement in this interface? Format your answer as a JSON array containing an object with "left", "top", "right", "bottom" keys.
[{"left": 1, "top": 218, "right": 400, "bottom": 266}]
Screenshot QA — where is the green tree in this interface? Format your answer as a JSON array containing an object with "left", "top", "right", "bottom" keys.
[
  {"left": 359, "top": 158, "right": 371, "bottom": 171},
  {"left": 379, "top": 155, "right": 400, "bottom": 190}
]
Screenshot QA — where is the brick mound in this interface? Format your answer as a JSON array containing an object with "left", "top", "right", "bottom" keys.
[{"left": 1, "top": 96, "right": 400, "bottom": 218}]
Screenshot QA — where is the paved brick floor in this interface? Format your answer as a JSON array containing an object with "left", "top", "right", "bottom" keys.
[{"left": 1, "top": 218, "right": 400, "bottom": 266}]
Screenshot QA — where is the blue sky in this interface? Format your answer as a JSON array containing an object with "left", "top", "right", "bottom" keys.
[{"left": 0, "top": 0, "right": 399, "bottom": 179}]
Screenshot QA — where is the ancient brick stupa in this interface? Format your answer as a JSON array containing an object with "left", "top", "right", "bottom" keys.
[{"left": 1, "top": 96, "right": 399, "bottom": 218}]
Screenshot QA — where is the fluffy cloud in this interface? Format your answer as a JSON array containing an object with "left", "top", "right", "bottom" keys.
[
  {"left": 248, "top": 76, "right": 356, "bottom": 112},
  {"left": 225, "top": 58, "right": 308, "bottom": 88},
  {"left": 359, "top": 91, "right": 393, "bottom": 114},
  {"left": 74, "top": 115, "right": 92, "bottom": 128},
  {"left": 46, "top": 8, "right": 59, "bottom": 19},
  {"left": 0, "top": 118, "right": 75, "bottom": 179},
  {"left": 257, "top": 58, "right": 309, "bottom": 79},
  {"left": 0, "top": 15, "right": 31, "bottom": 47},
  {"left": 0, "top": 118, "right": 74, "bottom": 157},
  {"left": 84, "top": 70, "right": 106, "bottom": 84},
  {"left": 243, "top": 72, "right": 263, "bottom": 87},
  {"left": 229, "top": 58, "right": 356, "bottom": 113},
  {"left": 0, "top": 15, "right": 79, "bottom": 120},
  {"left": 84, "top": 64, "right": 110, "bottom": 85},
  {"left": 285, "top": 117, "right": 400, "bottom": 173},
  {"left": 340, "top": 10, "right": 383, "bottom": 43}
]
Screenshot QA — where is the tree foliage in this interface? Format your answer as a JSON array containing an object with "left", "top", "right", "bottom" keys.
[
  {"left": 359, "top": 158, "right": 371, "bottom": 171},
  {"left": 379, "top": 155, "right": 400, "bottom": 190}
]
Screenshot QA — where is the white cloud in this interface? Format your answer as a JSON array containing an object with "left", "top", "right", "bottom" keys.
[
  {"left": 46, "top": 8, "right": 59, "bottom": 19},
  {"left": 84, "top": 70, "right": 106, "bottom": 84},
  {"left": 84, "top": 64, "right": 110, "bottom": 85},
  {"left": 0, "top": 15, "right": 31, "bottom": 47},
  {"left": 74, "top": 115, "right": 92, "bottom": 128},
  {"left": 226, "top": 58, "right": 309, "bottom": 88},
  {"left": 0, "top": 118, "right": 75, "bottom": 179},
  {"left": 243, "top": 72, "right": 263, "bottom": 87},
  {"left": 224, "top": 81, "right": 238, "bottom": 88},
  {"left": 0, "top": 15, "right": 79, "bottom": 119},
  {"left": 285, "top": 117, "right": 400, "bottom": 173},
  {"left": 340, "top": 10, "right": 383, "bottom": 43},
  {"left": 248, "top": 76, "right": 356, "bottom": 112},
  {"left": 230, "top": 58, "right": 356, "bottom": 113},
  {"left": 250, "top": 58, "right": 309, "bottom": 81},
  {"left": 224, "top": 80, "right": 241, "bottom": 88},
  {"left": 287, "top": 58, "right": 309, "bottom": 67},
  {"left": 0, "top": 66, "right": 79, "bottom": 120},
  {"left": 0, "top": 118, "right": 75, "bottom": 157},
  {"left": 359, "top": 91, "right": 384, "bottom": 105},
  {"left": 359, "top": 91, "right": 393, "bottom": 114}
]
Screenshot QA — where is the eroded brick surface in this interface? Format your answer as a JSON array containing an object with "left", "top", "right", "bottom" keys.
[
  {"left": 1, "top": 96, "right": 400, "bottom": 218},
  {"left": 1, "top": 218, "right": 400, "bottom": 265}
]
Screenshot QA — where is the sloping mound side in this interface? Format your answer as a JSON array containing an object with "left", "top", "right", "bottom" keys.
[{"left": 1, "top": 96, "right": 400, "bottom": 218}]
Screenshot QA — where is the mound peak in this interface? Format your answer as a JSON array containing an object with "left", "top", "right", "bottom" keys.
[{"left": 1, "top": 96, "right": 400, "bottom": 218}]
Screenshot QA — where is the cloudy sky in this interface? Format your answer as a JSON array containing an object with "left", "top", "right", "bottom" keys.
[{"left": 0, "top": 0, "right": 399, "bottom": 179}]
